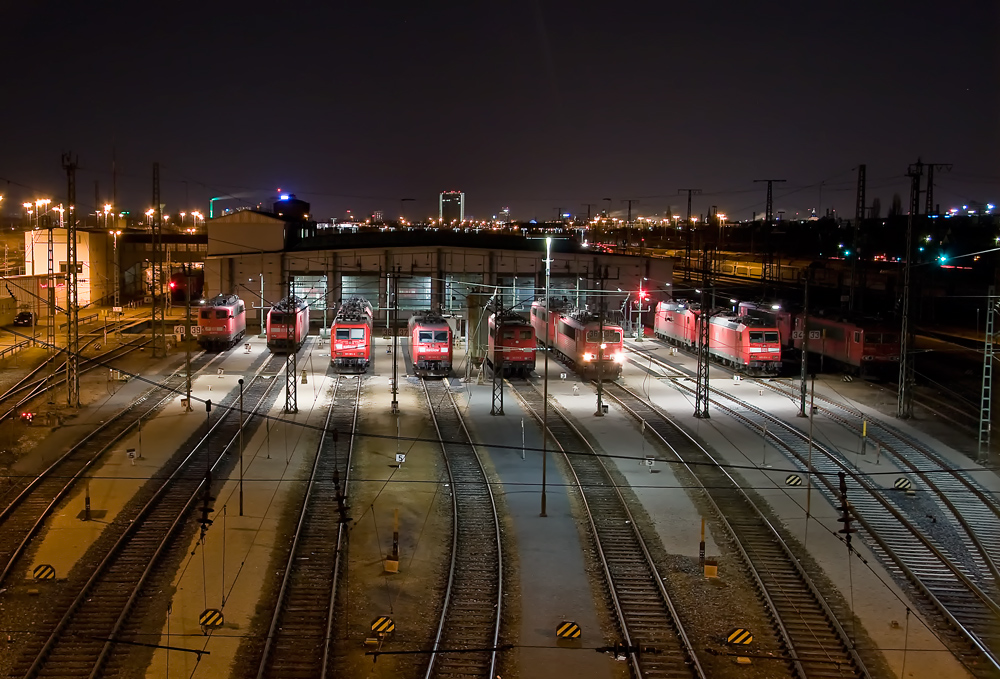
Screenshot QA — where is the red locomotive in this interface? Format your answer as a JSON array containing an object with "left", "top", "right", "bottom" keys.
[
  {"left": 531, "top": 300, "right": 624, "bottom": 378},
  {"left": 267, "top": 296, "right": 309, "bottom": 353},
  {"left": 408, "top": 311, "right": 453, "bottom": 377},
  {"left": 486, "top": 311, "right": 536, "bottom": 376},
  {"left": 653, "top": 300, "right": 782, "bottom": 375},
  {"left": 331, "top": 298, "right": 373, "bottom": 373},
  {"left": 197, "top": 294, "right": 246, "bottom": 350},
  {"left": 791, "top": 311, "right": 900, "bottom": 371}
]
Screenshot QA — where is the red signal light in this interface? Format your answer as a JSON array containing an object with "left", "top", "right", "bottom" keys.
[{"left": 169, "top": 282, "right": 176, "bottom": 289}]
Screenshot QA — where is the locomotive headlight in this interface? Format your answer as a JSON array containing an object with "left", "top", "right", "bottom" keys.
[
  {"left": 335, "top": 343, "right": 344, "bottom": 349},
  {"left": 583, "top": 352, "right": 595, "bottom": 361},
  {"left": 614, "top": 352, "right": 625, "bottom": 363}
]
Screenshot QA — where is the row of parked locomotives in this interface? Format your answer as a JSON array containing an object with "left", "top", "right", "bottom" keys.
[
  {"left": 531, "top": 300, "right": 625, "bottom": 378},
  {"left": 653, "top": 301, "right": 783, "bottom": 376},
  {"left": 408, "top": 311, "right": 454, "bottom": 377},
  {"left": 266, "top": 296, "right": 310, "bottom": 353},
  {"left": 331, "top": 298, "right": 374, "bottom": 373},
  {"left": 197, "top": 294, "right": 247, "bottom": 349},
  {"left": 486, "top": 311, "right": 537, "bottom": 376},
  {"left": 737, "top": 303, "right": 900, "bottom": 374}
]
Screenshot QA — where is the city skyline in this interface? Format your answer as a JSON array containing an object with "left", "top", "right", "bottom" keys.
[{"left": 1, "top": 2, "right": 996, "bottom": 222}]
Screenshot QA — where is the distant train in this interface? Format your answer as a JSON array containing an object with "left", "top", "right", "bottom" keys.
[
  {"left": 740, "top": 302, "right": 900, "bottom": 374},
  {"left": 267, "top": 296, "right": 309, "bottom": 353},
  {"left": 530, "top": 300, "right": 625, "bottom": 378},
  {"left": 197, "top": 294, "right": 246, "bottom": 350},
  {"left": 331, "top": 298, "right": 373, "bottom": 373},
  {"left": 486, "top": 311, "right": 536, "bottom": 376},
  {"left": 791, "top": 311, "right": 900, "bottom": 371},
  {"left": 169, "top": 269, "right": 204, "bottom": 304},
  {"left": 408, "top": 311, "right": 453, "bottom": 377},
  {"left": 653, "top": 301, "right": 782, "bottom": 376}
]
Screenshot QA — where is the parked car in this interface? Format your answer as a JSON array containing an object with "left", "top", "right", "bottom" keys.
[{"left": 13, "top": 311, "right": 34, "bottom": 327}]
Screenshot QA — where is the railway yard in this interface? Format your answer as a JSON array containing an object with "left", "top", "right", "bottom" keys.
[{"left": 0, "top": 323, "right": 995, "bottom": 679}]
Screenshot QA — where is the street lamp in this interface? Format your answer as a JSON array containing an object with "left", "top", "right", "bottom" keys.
[{"left": 541, "top": 236, "right": 551, "bottom": 517}]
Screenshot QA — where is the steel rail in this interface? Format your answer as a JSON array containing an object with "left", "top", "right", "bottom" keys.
[
  {"left": 254, "top": 373, "right": 362, "bottom": 679},
  {"left": 421, "top": 378, "right": 503, "bottom": 679},
  {"left": 17, "top": 343, "right": 298, "bottom": 678},
  {"left": 600, "top": 381, "right": 868, "bottom": 678},
  {"left": 508, "top": 379, "right": 707, "bottom": 679}
]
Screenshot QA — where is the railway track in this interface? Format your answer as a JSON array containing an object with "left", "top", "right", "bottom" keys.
[
  {"left": 633, "top": 342, "right": 1000, "bottom": 593},
  {"left": 508, "top": 379, "right": 706, "bottom": 679},
  {"left": 764, "top": 378, "right": 1000, "bottom": 591},
  {"left": 9, "top": 343, "right": 305, "bottom": 678},
  {"left": 420, "top": 378, "right": 503, "bottom": 679},
  {"left": 626, "top": 352, "right": 1000, "bottom": 674},
  {"left": 0, "top": 347, "right": 221, "bottom": 587},
  {"left": 255, "top": 372, "right": 362, "bottom": 679},
  {"left": 596, "top": 381, "right": 868, "bottom": 678},
  {"left": 0, "top": 332, "right": 149, "bottom": 425}
]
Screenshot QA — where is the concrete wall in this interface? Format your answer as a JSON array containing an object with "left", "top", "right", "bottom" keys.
[{"left": 207, "top": 212, "right": 286, "bottom": 255}]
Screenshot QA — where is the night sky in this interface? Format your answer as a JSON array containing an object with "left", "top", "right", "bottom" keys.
[{"left": 3, "top": 1, "right": 997, "bottom": 222}]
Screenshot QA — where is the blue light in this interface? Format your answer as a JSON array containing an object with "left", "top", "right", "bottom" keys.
[
  {"left": 562, "top": 213, "right": 570, "bottom": 218},
  {"left": 843, "top": 250, "right": 851, "bottom": 256},
  {"left": 279, "top": 194, "right": 290, "bottom": 201},
  {"left": 938, "top": 254, "right": 948, "bottom": 263},
  {"left": 918, "top": 246, "right": 925, "bottom": 252}
]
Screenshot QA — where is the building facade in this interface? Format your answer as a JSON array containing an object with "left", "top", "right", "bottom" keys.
[{"left": 439, "top": 191, "right": 465, "bottom": 224}]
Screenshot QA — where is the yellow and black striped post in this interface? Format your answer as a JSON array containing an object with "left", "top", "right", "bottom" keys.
[
  {"left": 556, "top": 621, "right": 581, "bottom": 639},
  {"left": 371, "top": 616, "right": 395, "bottom": 638},
  {"left": 199, "top": 608, "right": 224, "bottom": 630},
  {"left": 726, "top": 628, "right": 753, "bottom": 645},
  {"left": 32, "top": 564, "right": 56, "bottom": 580}
]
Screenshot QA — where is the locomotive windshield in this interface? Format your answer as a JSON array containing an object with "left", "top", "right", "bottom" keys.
[
  {"left": 520, "top": 330, "right": 532, "bottom": 339},
  {"left": 336, "top": 329, "right": 350, "bottom": 340},
  {"left": 215, "top": 310, "right": 229, "bottom": 319},
  {"left": 271, "top": 314, "right": 289, "bottom": 324},
  {"left": 200, "top": 310, "right": 211, "bottom": 320},
  {"left": 586, "top": 330, "right": 622, "bottom": 343},
  {"left": 351, "top": 328, "right": 365, "bottom": 340},
  {"left": 765, "top": 331, "right": 779, "bottom": 343},
  {"left": 419, "top": 330, "right": 449, "bottom": 343},
  {"left": 749, "top": 331, "right": 764, "bottom": 343}
]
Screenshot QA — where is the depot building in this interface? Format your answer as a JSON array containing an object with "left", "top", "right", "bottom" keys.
[{"left": 204, "top": 196, "right": 671, "bottom": 334}]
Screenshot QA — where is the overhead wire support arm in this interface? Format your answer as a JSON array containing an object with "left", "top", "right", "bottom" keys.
[{"left": 694, "top": 249, "right": 711, "bottom": 419}]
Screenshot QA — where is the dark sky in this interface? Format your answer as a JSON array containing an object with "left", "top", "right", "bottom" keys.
[{"left": 3, "top": 1, "right": 998, "bottom": 221}]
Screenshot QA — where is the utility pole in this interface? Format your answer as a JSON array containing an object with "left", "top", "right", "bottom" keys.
[
  {"left": 391, "top": 266, "right": 399, "bottom": 413},
  {"left": 594, "top": 266, "right": 607, "bottom": 417},
  {"left": 285, "top": 275, "right": 298, "bottom": 414},
  {"left": 183, "top": 264, "right": 194, "bottom": 412},
  {"left": 798, "top": 279, "right": 810, "bottom": 417},
  {"left": 754, "top": 179, "right": 786, "bottom": 285},
  {"left": 62, "top": 154, "right": 80, "bottom": 407},
  {"left": 48, "top": 206, "right": 57, "bottom": 353},
  {"left": 490, "top": 296, "right": 505, "bottom": 416},
  {"left": 694, "top": 250, "right": 711, "bottom": 418},
  {"left": 849, "top": 165, "right": 866, "bottom": 312},
  {"left": 979, "top": 286, "right": 997, "bottom": 463},
  {"left": 897, "top": 159, "right": 923, "bottom": 419},
  {"left": 152, "top": 163, "right": 165, "bottom": 358},
  {"left": 678, "top": 189, "right": 701, "bottom": 280},
  {"left": 621, "top": 199, "right": 639, "bottom": 251},
  {"left": 924, "top": 163, "right": 952, "bottom": 216}
]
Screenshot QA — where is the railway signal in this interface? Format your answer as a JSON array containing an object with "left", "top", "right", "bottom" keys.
[{"left": 836, "top": 472, "right": 855, "bottom": 546}]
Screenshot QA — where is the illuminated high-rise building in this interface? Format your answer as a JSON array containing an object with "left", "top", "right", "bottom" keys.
[{"left": 439, "top": 191, "right": 464, "bottom": 224}]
